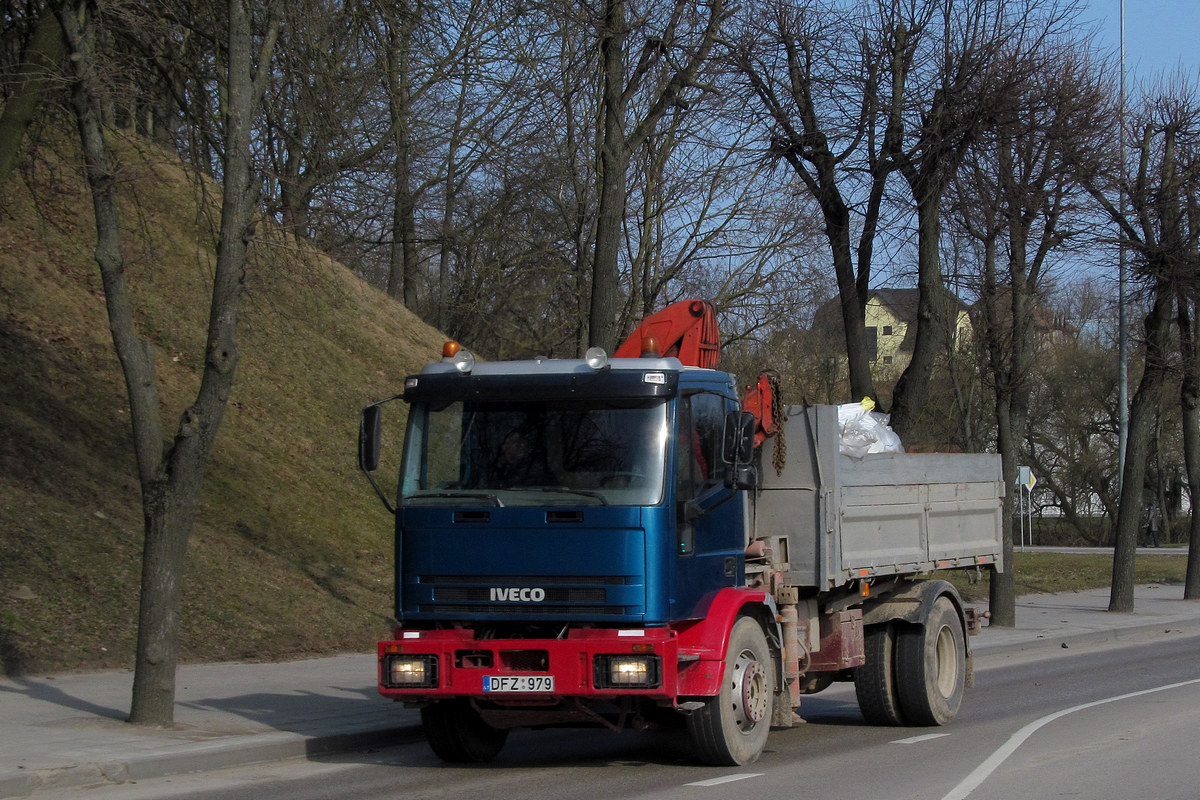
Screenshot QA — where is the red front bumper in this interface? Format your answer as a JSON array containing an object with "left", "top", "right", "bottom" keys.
[{"left": 378, "top": 627, "right": 682, "bottom": 703}]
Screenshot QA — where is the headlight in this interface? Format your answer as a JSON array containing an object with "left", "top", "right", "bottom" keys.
[
  {"left": 383, "top": 654, "right": 439, "bottom": 688},
  {"left": 594, "top": 655, "right": 661, "bottom": 689}
]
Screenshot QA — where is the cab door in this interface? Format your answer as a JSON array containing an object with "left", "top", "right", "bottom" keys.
[{"left": 672, "top": 390, "right": 745, "bottom": 617}]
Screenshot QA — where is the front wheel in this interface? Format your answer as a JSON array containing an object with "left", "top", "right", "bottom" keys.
[
  {"left": 421, "top": 699, "right": 509, "bottom": 762},
  {"left": 687, "top": 616, "right": 775, "bottom": 766},
  {"left": 895, "top": 596, "right": 966, "bottom": 726}
]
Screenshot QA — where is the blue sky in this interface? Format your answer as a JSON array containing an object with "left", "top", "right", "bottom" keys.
[{"left": 1083, "top": 0, "right": 1200, "bottom": 83}]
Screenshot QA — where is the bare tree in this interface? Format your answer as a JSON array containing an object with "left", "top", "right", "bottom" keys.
[
  {"left": 1088, "top": 80, "right": 1200, "bottom": 611},
  {"left": 261, "top": 0, "right": 390, "bottom": 235},
  {"left": 56, "top": 0, "right": 279, "bottom": 724},
  {"left": 1025, "top": 321, "right": 1122, "bottom": 539},
  {"left": 731, "top": 0, "right": 884, "bottom": 402},
  {"left": 733, "top": 0, "right": 1082, "bottom": 437},
  {"left": 366, "top": 0, "right": 538, "bottom": 312},
  {"left": 952, "top": 42, "right": 1111, "bottom": 625},
  {"left": 536, "top": 3, "right": 603, "bottom": 350},
  {"left": 588, "top": 0, "right": 728, "bottom": 352},
  {"left": 426, "top": 5, "right": 542, "bottom": 329},
  {"left": 880, "top": 0, "right": 1081, "bottom": 436}
]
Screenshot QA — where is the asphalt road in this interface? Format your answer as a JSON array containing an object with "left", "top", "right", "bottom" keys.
[{"left": 51, "top": 628, "right": 1200, "bottom": 800}]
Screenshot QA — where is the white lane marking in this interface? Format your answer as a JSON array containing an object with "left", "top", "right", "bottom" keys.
[
  {"left": 686, "top": 774, "right": 763, "bottom": 787},
  {"left": 940, "top": 677, "right": 1200, "bottom": 800},
  {"left": 893, "top": 733, "right": 952, "bottom": 744}
]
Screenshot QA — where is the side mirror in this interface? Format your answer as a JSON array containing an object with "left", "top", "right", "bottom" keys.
[
  {"left": 722, "top": 410, "right": 756, "bottom": 465},
  {"left": 723, "top": 410, "right": 758, "bottom": 491},
  {"left": 359, "top": 405, "right": 383, "bottom": 472}
]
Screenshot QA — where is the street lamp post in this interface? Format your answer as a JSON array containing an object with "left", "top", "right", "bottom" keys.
[{"left": 1118, "top": 0, "right": 1128, "bottom": 486}]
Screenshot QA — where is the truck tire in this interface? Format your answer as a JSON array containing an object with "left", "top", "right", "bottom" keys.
[
  {"left": 687, "top": 616, "right": 774, "bottom": 766},
  {"left": 895, "top": 596, "right": 966, "bottom": 726},
  {"left": 421, "top": 699, "right": 509, "bottom": 762},
  {"left": 854, "top": 621, "right": 907, "bottom": 726}
]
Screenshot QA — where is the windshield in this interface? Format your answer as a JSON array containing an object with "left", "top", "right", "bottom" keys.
[{"left": 400, "top": 397, "right": 668, "bottom": 507}]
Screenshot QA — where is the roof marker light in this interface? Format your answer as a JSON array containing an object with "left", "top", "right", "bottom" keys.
[
  {"left": 585, "top": 346, "right": 609, "bottom": 370},
  {"left": 451, "top": 348, "right": 475, "bottom": 373}
]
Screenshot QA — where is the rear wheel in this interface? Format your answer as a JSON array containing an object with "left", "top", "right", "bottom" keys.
[
  {"left": 896, "top": 596, "right": 966, "bottom": 726},
  {"left": 855, "top": 621, "right": 906, "bottom": 726},
  {"left": 687, "top": 616, "right": 775, "bottom": 766},
  {"left": 421, "top": 699, "right": 509, "bottom": 762}
]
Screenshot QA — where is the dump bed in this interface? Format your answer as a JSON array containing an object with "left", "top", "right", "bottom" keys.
[{"left": 753, "top": 404, "right": 1004, "bottom": 590}]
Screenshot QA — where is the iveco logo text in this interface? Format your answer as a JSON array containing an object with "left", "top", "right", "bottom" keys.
[{"left": 490, "top": 587, "right": 546, "bottom": 602}]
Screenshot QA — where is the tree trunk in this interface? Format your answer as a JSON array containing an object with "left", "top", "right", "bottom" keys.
[
  {"left": 1110, "top": 282, "right": 1173, "bottom": 612},
  {"left": 0, "top": 7, "right": 67, "bottom": 193},
  {"left": 978, "top": 229, "right": 1016, "bottom": 627},
  {"left": 383, "top": 5, "right": 418, "bottom": 306},
  {"left": 130, "top": 480, "right": 199, "bottom": 721},
  {"left": 589, "top": 0, "right": 629, "bottom": 353},
  {"left": 588, "top": 0, "right": 724, "bottom": 352},
  {"left": 824, "top": 198, "right": 876, "bottom": 403},
  {"left": 1178, "top": 298, "right": 1200, "bottom": 599},
  {"left": 990, "top": 396, "right": 1018, "bottom": 626},
  {"left": 889, "top": 190, "right": 947, "bottom": 437},
  {"left": 387, "top": 146, "right": 418, "bottom": 304}
]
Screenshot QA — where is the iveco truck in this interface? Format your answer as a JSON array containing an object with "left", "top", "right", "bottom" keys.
[{"left": 359, "top": 299, "right": 1003, "bottom": 765}]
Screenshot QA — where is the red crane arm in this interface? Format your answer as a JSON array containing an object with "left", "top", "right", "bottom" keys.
[
  {"left": 616, "top": 299, "right": 778, "bottom": 451},
  {"left": 742, "top": 371, "right": 780, "bottom": 449},
  {"left": 613, "top": 299, "right": 720, "bottom": 369}
]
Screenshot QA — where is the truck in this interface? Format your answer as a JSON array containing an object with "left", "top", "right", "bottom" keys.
[{"left": 358, "top": 299, "right": 1004, "bottom": 766}]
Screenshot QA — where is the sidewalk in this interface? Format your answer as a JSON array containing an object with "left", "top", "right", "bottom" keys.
[
  {"left": 0, "top": 654, "right": 423, "bottom": 798},
  {"left": 3, "top": 584, "right": 1200, "bottom": 798}
]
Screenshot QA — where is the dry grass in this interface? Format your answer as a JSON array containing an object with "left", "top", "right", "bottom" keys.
[
  {"left": 0, "top": 129, "right": 446, "bottom": 675},
  {"left": 943, "top": 551, "right": 1189, "bottom": 603}
]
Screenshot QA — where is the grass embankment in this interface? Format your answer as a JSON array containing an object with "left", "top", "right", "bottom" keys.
[
  {"left": 0, "top": 132, "right": 446, "bottom": 675},
  {"left": 944, "top": 551, "right": 1190, "bottom": 603}
]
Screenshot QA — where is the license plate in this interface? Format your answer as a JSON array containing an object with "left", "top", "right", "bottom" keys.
[{"left": 482, "top": 675, "right": 555, "bottom": 693}]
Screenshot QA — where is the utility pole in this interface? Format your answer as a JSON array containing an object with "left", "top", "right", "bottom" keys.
[{"left": 1117, "top": 0, "right": 1128, "bottom": 487}]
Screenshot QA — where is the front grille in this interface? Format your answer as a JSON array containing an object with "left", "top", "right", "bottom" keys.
[
  {"left": 420, "top": 604, "right": 625, "bottom": 615},
  {"left": 434, "top": 586, "right": 606, "bottom": 603},
  {"left": 422, "top": 574, "right": 631, "bottom": 585},
  {"left": 501, "top": 649, "right": 549, "bottom": 670},
  {"left": 415, "top": 574, "right": 639, "bottom": 617}
]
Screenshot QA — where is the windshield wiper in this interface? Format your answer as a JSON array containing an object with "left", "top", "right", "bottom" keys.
[
  {"left": 513, "top": 486, "right": 609, "bottom": 506},
  {"left": 405, "top": 492, "right": 504, "bottom": 507}
]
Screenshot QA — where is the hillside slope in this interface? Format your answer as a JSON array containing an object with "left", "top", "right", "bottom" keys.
[{"left": 0, "top": 133, "right": 446, "bottom": 675}]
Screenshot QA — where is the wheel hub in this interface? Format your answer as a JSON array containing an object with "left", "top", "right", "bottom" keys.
[
  {"left": 733, "top": 655, "right": 769, "bottom": 728},
  {"left": 934, "top": 625, "right": 960, "bottom": 697}
]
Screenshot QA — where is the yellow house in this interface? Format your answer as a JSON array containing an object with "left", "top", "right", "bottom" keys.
[{"left": 812, "top": 288, "right": 972, "bottom": 378}]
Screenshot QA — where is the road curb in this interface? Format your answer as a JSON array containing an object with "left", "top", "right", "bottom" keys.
[{"left": 974, "top": 615, "right": 1200, "bottom": 658}]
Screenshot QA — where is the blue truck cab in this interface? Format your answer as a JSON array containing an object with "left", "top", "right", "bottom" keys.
[
  {"left": 380, "top": 348, "right": 749, "bottom": 630},
  {"left": 361, "top": 345, "right": 776, "bottom": 765}
]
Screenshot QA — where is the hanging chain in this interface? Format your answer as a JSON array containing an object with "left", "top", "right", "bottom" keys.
[{"left": 766, "top": 370, "right": 786, "bottom": 476}]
